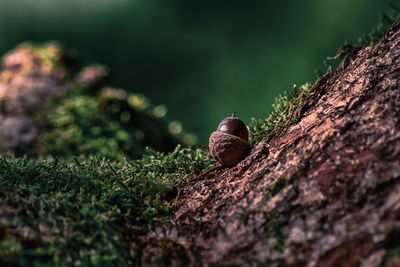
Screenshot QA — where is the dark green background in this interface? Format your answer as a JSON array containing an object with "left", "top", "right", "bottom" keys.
[{"left": 0, "top": 0, "right": 396, "bottom": 144}]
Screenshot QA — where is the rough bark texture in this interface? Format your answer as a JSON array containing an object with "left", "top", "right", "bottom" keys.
[{"left": 141, "top": 18, "right": 400, "bottom": 266}]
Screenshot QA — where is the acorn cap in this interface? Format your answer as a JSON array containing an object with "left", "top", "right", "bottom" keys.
[{"left": 216, "top": 113, "right": 249, "bottom": 141}]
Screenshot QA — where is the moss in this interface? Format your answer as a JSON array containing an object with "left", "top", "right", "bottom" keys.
[
  {"left": 248, "top": 83, "right": 311, "bottom": 146},
  {"left": 39, "top": 89, "right": 144, "bottom": 159},
  {"left": 31, "top": 42, "right": 65, "bottom": 72},
  {"left": 0, "top": 146, "right": 213, "bottom": 266},
  {"left": 37, "top": 85, "right": 197, "bottom": 160},
  {"left": 268, "top": 177, "right": 292, "bottom": 198}
]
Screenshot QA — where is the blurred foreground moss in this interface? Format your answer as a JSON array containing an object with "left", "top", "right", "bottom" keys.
[{"left": 0, "top": 146, "right": 213, "bottom": 266}]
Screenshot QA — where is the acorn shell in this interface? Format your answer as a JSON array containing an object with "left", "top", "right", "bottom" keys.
[{"left": 209, "top": 131, "right": 249, "bottom": 167}]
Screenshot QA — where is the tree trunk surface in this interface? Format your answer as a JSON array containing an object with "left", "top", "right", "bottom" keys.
[{"left": 140, "top": 18, "right": 400, "bottom": 266}]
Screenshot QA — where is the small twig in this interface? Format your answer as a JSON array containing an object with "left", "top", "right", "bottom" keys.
[{"left": 193, "top": 165, "right": 226, "bottom": 180}]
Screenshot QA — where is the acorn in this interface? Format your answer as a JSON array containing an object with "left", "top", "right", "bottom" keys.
[{"left": 209, "top": 113, "right": 249, "bottom": 167}]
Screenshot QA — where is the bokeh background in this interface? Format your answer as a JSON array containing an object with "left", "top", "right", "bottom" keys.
[{"left": 0, "top": 0, "right": 396, "bottom": 144}]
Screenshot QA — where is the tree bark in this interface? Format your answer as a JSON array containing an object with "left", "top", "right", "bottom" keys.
[{"left": 141, "top": 18, "right": 400, "bottom": 266}]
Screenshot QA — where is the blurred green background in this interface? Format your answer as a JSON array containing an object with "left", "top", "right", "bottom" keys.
[{"left": 0, "top": 0, "right": 397, "bottom": 144}]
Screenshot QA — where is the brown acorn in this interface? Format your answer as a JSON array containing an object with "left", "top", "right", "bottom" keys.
[{"left": 209, "top": 113, "right": 249, "bottom": 167}]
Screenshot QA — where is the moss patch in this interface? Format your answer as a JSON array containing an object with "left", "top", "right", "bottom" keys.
[
  {"left": 0, "top": 146, "right": 213, "bottom": 266},
  {"left": 248, "top": 83, "right": 311, "bottom": 146},
  {"left": 37, "top": 86, "right": 198, "bottom": 160}
]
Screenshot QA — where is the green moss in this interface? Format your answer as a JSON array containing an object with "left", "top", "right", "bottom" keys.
[
  {"left": 268, "top": 177, "right": 292, "bottom": 198},
  {"left": 38, "top": 86, "right": 198, "bottom": 160},
  {"left": 248, "top": 83, "right": 311, "bottom": 146},
  {"left": 31, "top": 42, "right": 66, "bottom": 72},
  {"left": 0, "top": 146, "right": 213, "bottom": 266},
  {"left": 39, "top": 90, "right": 142, "bottom": 159}
]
